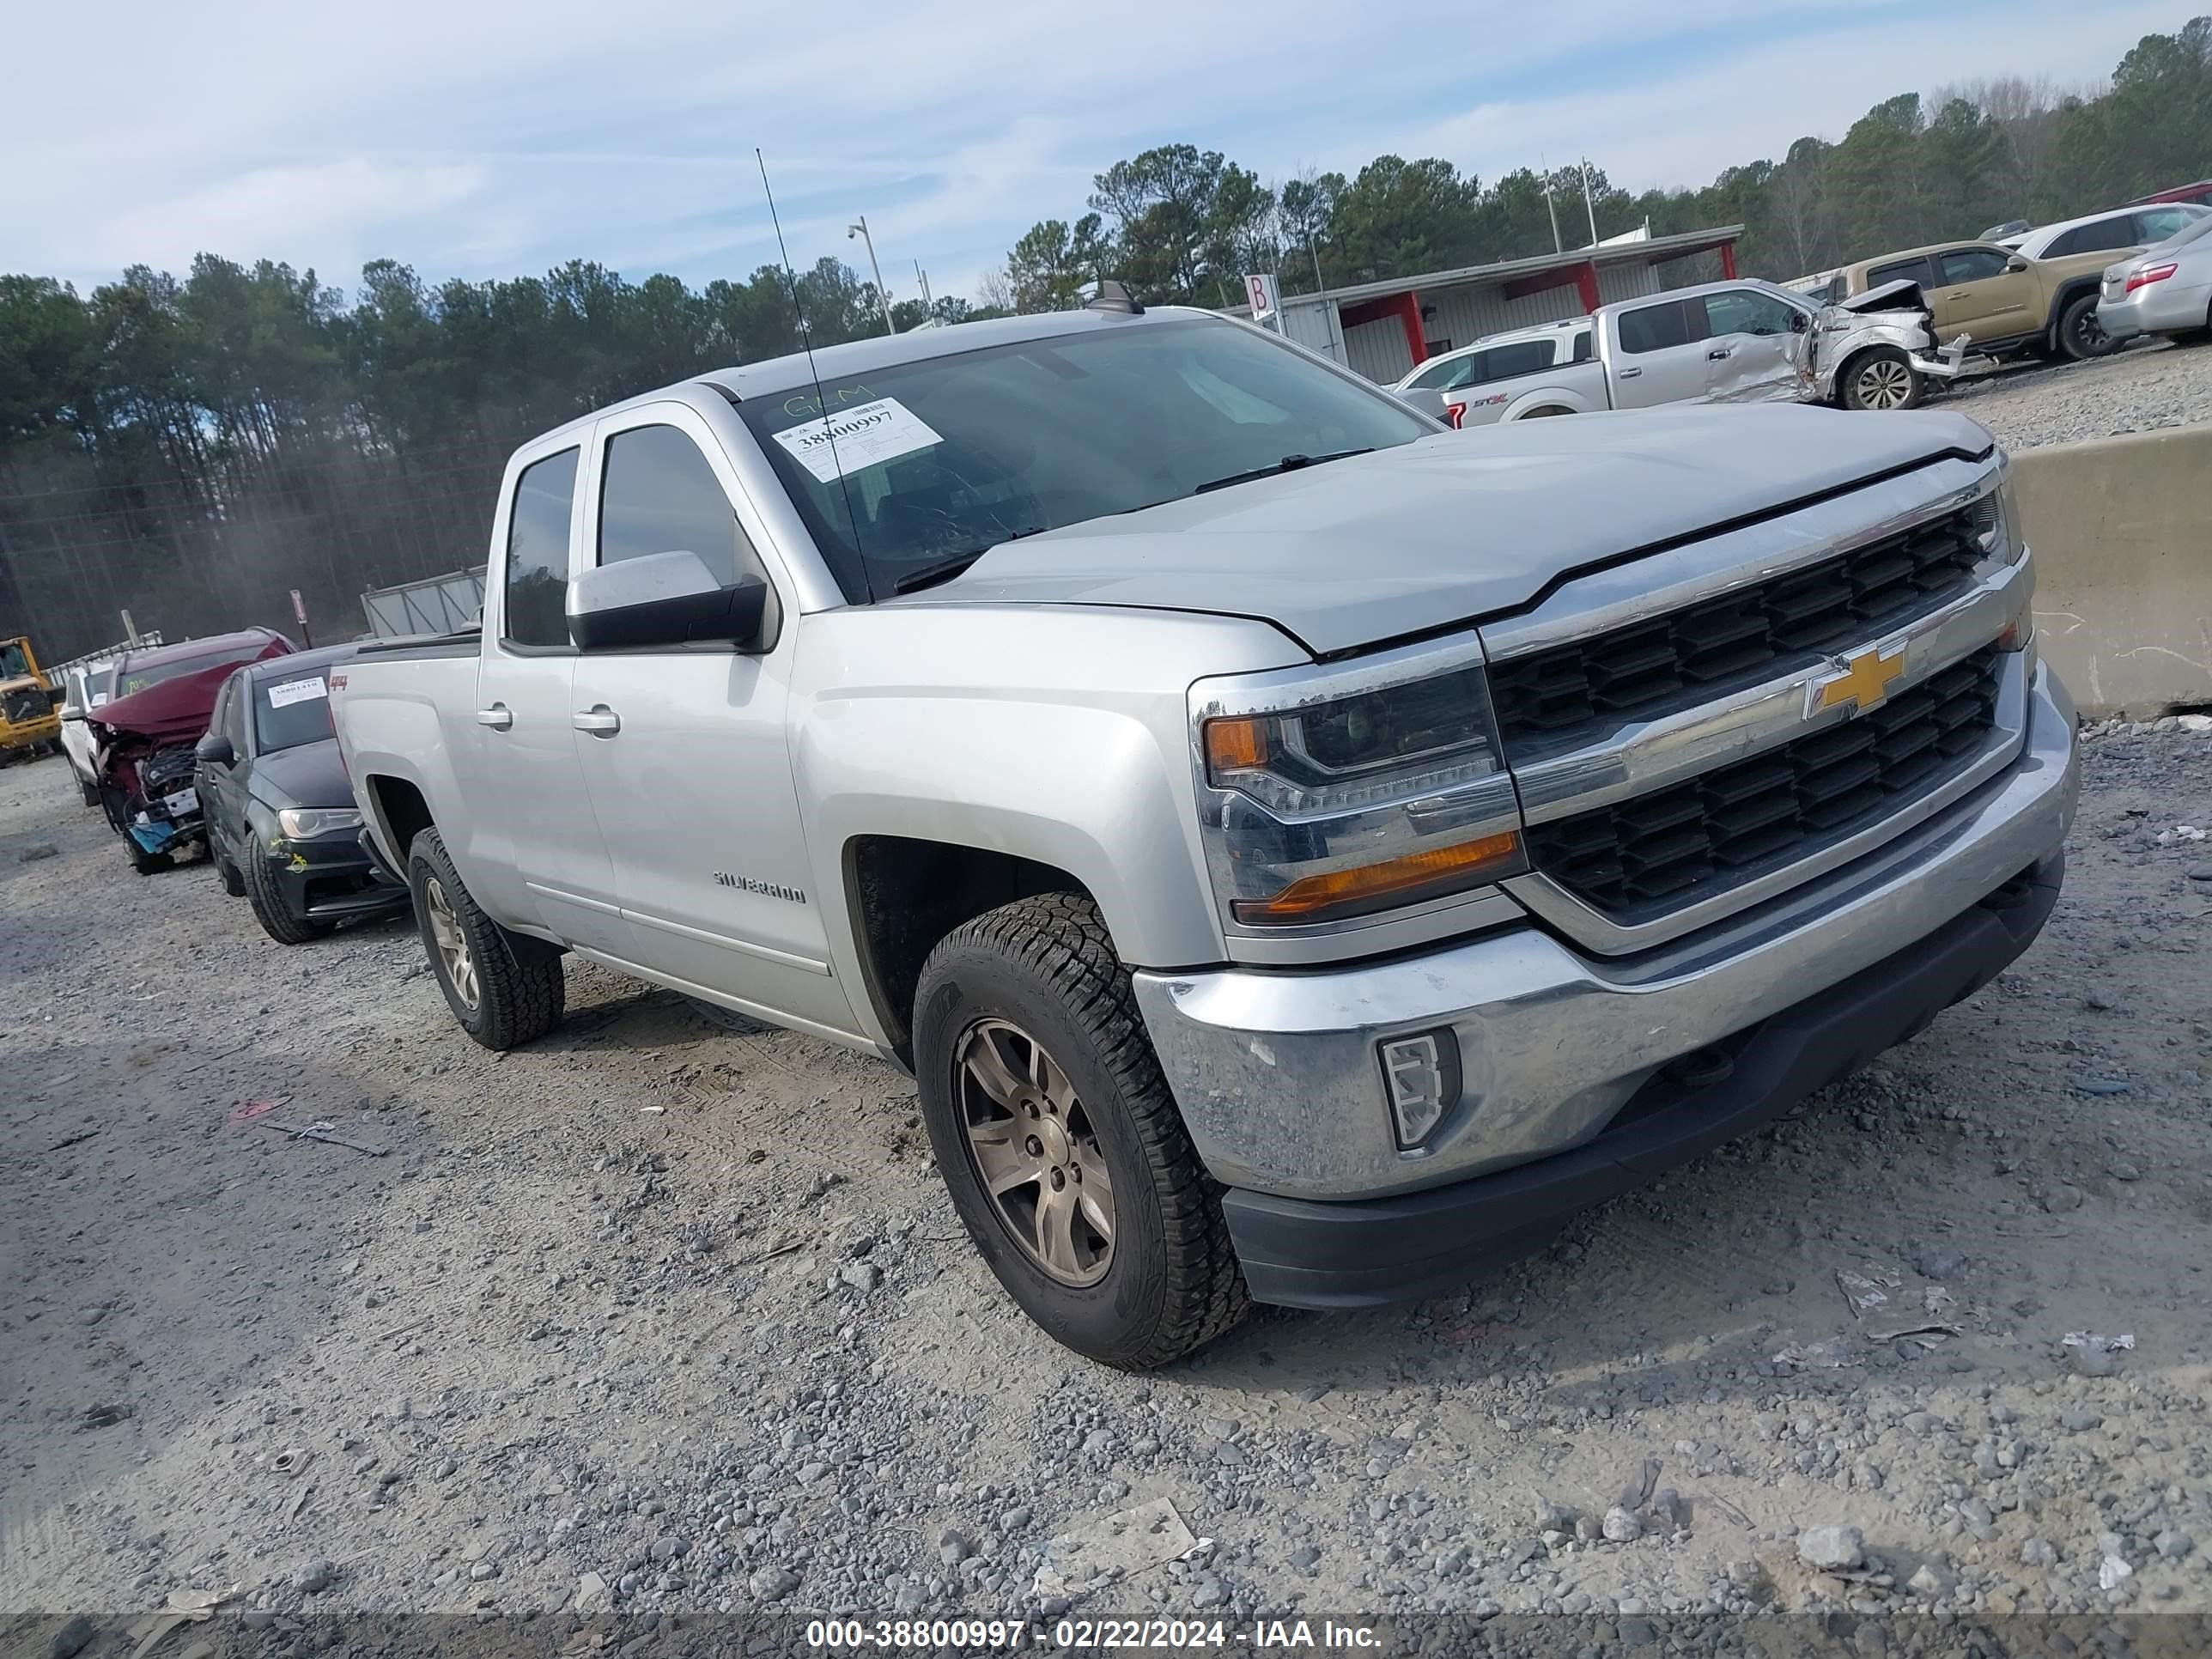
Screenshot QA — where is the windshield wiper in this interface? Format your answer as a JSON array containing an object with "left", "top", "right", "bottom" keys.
[
  {"left": 887, "top": 527, "right": 1050, "bottom": 596},
  {"left": 1193, "top": 447, "right": 1374, "bottom": 495}
]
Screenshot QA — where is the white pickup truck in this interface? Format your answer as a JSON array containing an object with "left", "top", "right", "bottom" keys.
[
  {"left": 1395, "top": 276, "right": 1965, "bottom": 425},
  {"left": 333, "top": 295, "right": 2077, "bottom": 1368}
]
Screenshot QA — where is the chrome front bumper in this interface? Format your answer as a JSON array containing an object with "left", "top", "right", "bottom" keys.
[{"left": 1132, "top": 660, "right": 2078, "bottom": 1201}]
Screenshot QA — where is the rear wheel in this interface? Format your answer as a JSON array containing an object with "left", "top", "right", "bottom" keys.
[
  {"left": 406, "top": 827, "right": 565, "bottom": 1049},
  {"left": 128, "top": 842, "right": 172, "bottom": 877},
  {"left": 1519, "top": 404, "right": 1573, "bottom": 419},
  {"left": 912, "top": 893, "right": 1249, "bottom": 1369},
  {"left": 2057, "top": 293, "right": 2118, "bottom": 361},
  {"left": 1842, "top": 348, "right": 1923, "bottom": 411},
  {"left": 244, "top": 848, "right": 331, "bottom": 945}
]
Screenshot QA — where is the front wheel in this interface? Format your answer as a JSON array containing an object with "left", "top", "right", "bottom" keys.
[
  {"left": 1841, "top": 348, "right": 1923, "bottom": 410},
  {"left": 406, "top": 827, "right": 565, "bottom": 1049},
  {"left": 2057, "top": 293, "right": 2118, "bottom": 361},
  {"left": 244, "top": 848, "right": 331, "bottom": 945},
  {"left": 912, "top": 893, "right": 1249, "bottom": 1369}
]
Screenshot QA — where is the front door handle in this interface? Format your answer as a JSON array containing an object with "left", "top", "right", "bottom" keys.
[
  {"left": 477, "top": 704, "right": 514, "bottom": 730},
  {"left": 1707, "top": 347, "right": 1733, "bottom": 361},
  {"left": 1619, "top": 367, "right": 1643, "bottom": 379},
  {"left": 573, "top": 707, "right": 622, "bottom": 736}
]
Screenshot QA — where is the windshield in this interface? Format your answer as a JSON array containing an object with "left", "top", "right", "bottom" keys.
[
  {"left": 739, "top": 316, "right": 1437, "bottom": 601},
  {"left": 252, "top": 669, "right": 337, "bottom": 753},
  {"left": 118, "top": 643, "right": 268, "bottom": 698},
  {"left": 0, "top": 641, "right": 28, "bottom": 679}
]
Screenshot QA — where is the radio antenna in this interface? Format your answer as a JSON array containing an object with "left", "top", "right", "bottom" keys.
[{"left": 756, "top": 148, "right": 870, "bottom": 592}]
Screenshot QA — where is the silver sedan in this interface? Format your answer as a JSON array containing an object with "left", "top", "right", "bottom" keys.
[{"left": 2098, "top": 215, "right": 2212, "bottom": 342}]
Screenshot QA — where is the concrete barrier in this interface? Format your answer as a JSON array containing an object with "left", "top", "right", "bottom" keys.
[{"left": 2014, "top": 423, "right": 2211, "bottom": 718}]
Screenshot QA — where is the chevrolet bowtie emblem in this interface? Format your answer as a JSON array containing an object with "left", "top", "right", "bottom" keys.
[{"left": 1808, "top": 646, "right": 1906, "bottom": 715}]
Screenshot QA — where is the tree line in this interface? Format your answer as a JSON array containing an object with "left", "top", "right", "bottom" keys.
[{"left": 3, "top": 18, "right": 2205, "bottom": 659}]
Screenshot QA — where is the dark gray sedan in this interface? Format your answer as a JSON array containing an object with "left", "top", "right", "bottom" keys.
[{"left": 196, "top": 645, "right": 409, "bottom": 944}]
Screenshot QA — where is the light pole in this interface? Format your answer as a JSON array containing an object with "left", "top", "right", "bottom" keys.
[
  {"left": 848, "top": 216, "right": 896, "bottom": 336},
  {"left": 1308, "top": 234, "right": 1344, "bottom": 364}
]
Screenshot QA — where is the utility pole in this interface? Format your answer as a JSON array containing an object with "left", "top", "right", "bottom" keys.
[
  {"left": 848, "top": 216, "right": 896, "bottom": 336},
  {"left": 1539, "top": 154, "right": 1563, "bottom": 254},
  {"left": 1580, "top": 158, "right": 1600, "bottom": 247},
  {"left": 914, "top": 259, "right": 933, "bottom": 314}
]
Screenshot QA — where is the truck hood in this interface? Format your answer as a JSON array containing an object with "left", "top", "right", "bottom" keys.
[{"left": 914, "top": 405, "right": 1993, "bottom": 657}]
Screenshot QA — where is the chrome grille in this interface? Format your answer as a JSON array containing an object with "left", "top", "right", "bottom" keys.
[
  {"left": 1524, "top": 645, "right": 2004, "bottom": 921},
  {"left": 1491, "top": 504, "right": 1988, "bottom": 757}
]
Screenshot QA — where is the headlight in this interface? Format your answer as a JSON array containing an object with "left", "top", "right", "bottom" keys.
[
  {"left": 1192, "top": 642, "right": 1526, "bottom": 930},
  {"left": 277, "top": 807, "right": 362, "bottom": 839},
  {"left": 1969, "top": 470, "right": 2025, "bottom": 566}
]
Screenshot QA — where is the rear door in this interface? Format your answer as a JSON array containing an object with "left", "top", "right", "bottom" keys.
[
  {"left": 459, "top": 443, "right": 629, "bottom": 951},
  {"left": 567, "top": 403, "right": 859, "bottom": 1037},
  {"left": 1698, "top": 287, "right": 1808, "bottom": 403},
  {"left": 1929, "top": 246, "right": 2036, "bottom": 343},
  {"left": 1607, "top": 297, "right": 1712, "bottom": 407}
]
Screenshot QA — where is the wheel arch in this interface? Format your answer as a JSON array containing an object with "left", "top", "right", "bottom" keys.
[{"left": 845, "top": 836, "right": 1095, "bottom": 1068}]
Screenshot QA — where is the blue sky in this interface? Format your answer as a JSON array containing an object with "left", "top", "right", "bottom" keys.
[{"left": 3, "top": 0, "right": 2191, "bottom": 306}]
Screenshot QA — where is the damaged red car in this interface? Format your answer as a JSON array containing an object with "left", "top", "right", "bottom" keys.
[{"left": 89, "top": 628, "right": 295, "bottom": 874}]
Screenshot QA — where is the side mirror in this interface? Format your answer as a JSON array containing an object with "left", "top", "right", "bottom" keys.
[
  {"left": 195, "top": 732, "right": 234, "bottom": 767},
  {"left": 2006, "top": 255, "right": 2028, "bottom": 272},
  {"left": 568, "top": 550, "right": 770, "bottom": 653},
  {"left": 1790, "top": 310, "right": 1810, "bottom": 333},
  {"left": 61, "top": 708, "right": 84, "bottom": 722}
]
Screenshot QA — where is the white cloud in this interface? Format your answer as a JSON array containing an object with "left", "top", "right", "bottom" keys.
[{"left": 0, "top": 0, "right": 2190, "bottom": 301}]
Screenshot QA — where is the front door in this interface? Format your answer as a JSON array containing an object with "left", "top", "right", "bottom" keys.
[
  {"left": 1931, "top": 246, "right": 2038, "bottom": 344},
  {"left": 198, "top": 672, "right": 251, "bottom": 865},
  {"left": 567, "top": 404, "right": 860, "bottom": 1039},
  {"left": 1608, "top": 297, "right": 1714, "bottom": 408},
  {"left": 459, "top": 443, "right": 629, "bottom": 953},
  {"left": 1698, "top": 288, "right": 1808, "bottom": 403}
]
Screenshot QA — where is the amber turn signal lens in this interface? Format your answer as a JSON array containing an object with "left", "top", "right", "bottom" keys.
[
  {"left": 1204, "top": 717, "right": 1270, "bottom": 775},
  {"left": 1231, "top": 831, "right": 1522, "bottom": 925}
]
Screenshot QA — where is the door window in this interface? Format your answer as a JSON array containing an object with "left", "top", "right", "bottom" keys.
[
  {"left": 2044, "top": 217, "right": 2137, "bottom": 258},
  {"left": 1939, "top": 247, "right": 2012, "bottom": 284},
  {"left": 1868, "top": 257, "right": 1936, "bottom": 290},
  {"left": 1474, "top": 339, "right": 1557, "bottom": 381},
  {"left": 1616, "top": 299, "right": 1705, "bottom": 354},
  {"left": 222, "top": 678, "right": 251, "bottom": 757},
  {"left": 1406, "top": 354, "right": 1477, "bottom": 392},
  {"left": 598, "top": 424, "right": 768, "bottom": 591},
  {"left": 1702, "top": 289, "right": 1797, "bottom": 338},
  {"left": 502, "top": 448, "right": 580, "bottom": 649}
]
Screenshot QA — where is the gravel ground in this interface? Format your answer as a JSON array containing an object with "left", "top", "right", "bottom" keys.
[
  {"left": 3, "top": 721, "right": 2210, "bottom": 1654},
  {"left": 1943, "top": 337, "right": 2212, "bottom": 453}
]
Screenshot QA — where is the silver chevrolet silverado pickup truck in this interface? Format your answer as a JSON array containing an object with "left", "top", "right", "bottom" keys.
[{"left": 331, "top": 292, "right": 2079, "bottom": 1368}]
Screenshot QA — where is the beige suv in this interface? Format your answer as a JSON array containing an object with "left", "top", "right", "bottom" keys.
[{"left": 1838, "top": 237, "right": 2132, "bottom": 362}]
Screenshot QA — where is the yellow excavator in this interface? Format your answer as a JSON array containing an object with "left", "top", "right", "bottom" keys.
[{"left": 0, "top": 635, "right": 63, "bottom": 765}]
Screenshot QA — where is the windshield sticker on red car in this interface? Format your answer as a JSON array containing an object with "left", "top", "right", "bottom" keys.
[
  {"left": 770, "top": 396, "right": 943, "bottom": 484},
  {"left": 267, "top": 676, "right": 329, "bottom": 709}
]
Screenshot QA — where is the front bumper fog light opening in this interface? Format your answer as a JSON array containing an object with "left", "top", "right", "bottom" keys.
[{"left": 1379, "top": 1029, "right": 1462, "bottom": 1152}]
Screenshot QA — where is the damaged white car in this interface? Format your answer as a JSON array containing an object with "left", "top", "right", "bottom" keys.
[{"left": 1395, "top": 276, "right": 1967, "bottom": 428}]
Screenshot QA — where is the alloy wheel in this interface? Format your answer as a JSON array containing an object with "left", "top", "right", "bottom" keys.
[
  {"left": 1856, "top": 358, "right": 1912, "bottom": 409},
  {"left": 425, "top": 876, "right": 479, "bottom": 1011},
  {"left": 954, "top": 1017, "right": 1115, "bottom": 1286}
]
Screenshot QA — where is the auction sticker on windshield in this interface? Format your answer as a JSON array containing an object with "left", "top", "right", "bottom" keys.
[
  {"left": 771, "top": 397, "right": 942, "bottom": 484},
  {"left": 267, "top": 676, "right": 328, "bottom": 709}
]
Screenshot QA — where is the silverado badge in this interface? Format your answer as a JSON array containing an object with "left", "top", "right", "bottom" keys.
[{"left": 1808, "top": 644, "right": 1906, "bottom": 717}]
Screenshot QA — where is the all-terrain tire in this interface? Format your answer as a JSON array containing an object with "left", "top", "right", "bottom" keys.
[
  {"left": 406, "top": 826, "right": 565, "bottom": 1050},
  {"left": 244, "top": 847, "right": 331, "bottom": 945},
  {"left": 2057, "top": 292, "right": 2118, "bottom": 361},
  {"left": 128, "top": 842, "right": 172, "bottom": 876},
  {"left": 912, "top": 892, "right": 1249, "bottom": 1369}
]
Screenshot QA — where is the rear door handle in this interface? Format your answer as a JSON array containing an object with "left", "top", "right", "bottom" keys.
[
  {"left": 573, "top": 707, "right": 622, "bottom": 736},
  {"left": 1707, "top": 348, "right": 1733, "bottom": 360},
  {"left": 477, "top": 705, "right": 513, "bottom": 730}
]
